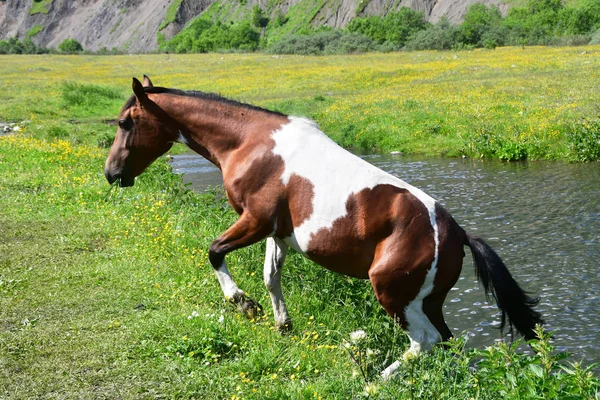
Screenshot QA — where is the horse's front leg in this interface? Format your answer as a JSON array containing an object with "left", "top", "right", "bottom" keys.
[
  {"left": 209, "top": 212, "right": 272, "bottom": 318},
  {"left": 264, "top": 237, "right": 292, "bottom": 332}
]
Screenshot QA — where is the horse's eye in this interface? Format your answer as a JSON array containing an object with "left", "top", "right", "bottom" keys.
[{"left": 118, "top": 118, "right": 133, "bottom": 130}]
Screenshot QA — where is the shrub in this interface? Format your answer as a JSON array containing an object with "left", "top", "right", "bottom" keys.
[
  {"left": 252, "top": 5, "right": 269, "bottom": 29},
  {"left": 0, "top": 37, "right": 47, "bottom": 54},
  {"left": 58, "top": 38, "right": 83, "bottom": 54},
  {"left": 468, "top": 124, "right": 539, "bottom": 161},
  {"left": 323, "top": 33, "right": 375, "bottom": 54},
  {"left": 272, "top": 12, "right": 288, "bottom": 27},
  {"left": 502, "top": 0, "right": 564, "bottom": 44},
  {"left": 161, "top": 19, "right": 260, "bottom": 53},
  {"left": 558, "top": 0, "right": 600, "bottom": 34},
  {"left": 566, "top": 119, "right": 600, "bottom": 162},
  {"left": 589, "top": 27, "right": 600, "bottom": 43},
  {"left": 267, "top": 31, "right": 376, "bottom": 55},
  {"left": 347, "top": 16, "right": 386, "bottom": 43},
  {"left": 347, "top": 7, "right": 429, "bottom": 46},
  {"left": 459, "top": 3, "right": 504, "bottom": 46},
  {"left": 29, "top": 0, "right": 52, "bottom": 15},
  {"left": 404, "top": 18, "right": 460, "bottom": 50}
]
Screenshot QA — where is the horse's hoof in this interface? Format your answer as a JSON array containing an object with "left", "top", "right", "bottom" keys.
[
  {"left": 238, "top": 298, "right": 263, "bottom": 319},
  {"left": 276, "top": 320, "right": 293, "bottom": 334},
  {"left": 227, "top": 293, "right": 263, "bottom": 319}
]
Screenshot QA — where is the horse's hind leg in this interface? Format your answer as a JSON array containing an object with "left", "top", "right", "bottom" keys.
[
  {"left": 422, "top": 231, "right": 465, "bottom": 345},
  {"left": 368, "top": 239, "right": 443, "bottom": 362},
  {"left": 209, "top": 212, "right": 273, "bottom": 318}
]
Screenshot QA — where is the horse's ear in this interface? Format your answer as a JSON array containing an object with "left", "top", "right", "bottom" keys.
[
  {"left": 132, "top": 77, "right": 148, "bottom": 105},
  {"left": 142, "top": 75, "right": 153, "bottom": 87}
]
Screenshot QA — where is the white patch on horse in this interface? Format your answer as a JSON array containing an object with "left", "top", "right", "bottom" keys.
[
  {"left": 214, "top": 262, "right": 244, "bottom": 300},
  {"left": 271, "top": 117, "right": 438, "bottom": 253},
  {"left": 403, "top": 206, "right": 441, "bottom": 359}
]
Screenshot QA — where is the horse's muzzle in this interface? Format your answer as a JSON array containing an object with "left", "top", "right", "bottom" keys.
[{"left": 105, "top": 169, "right": 134, "bottom": 187}]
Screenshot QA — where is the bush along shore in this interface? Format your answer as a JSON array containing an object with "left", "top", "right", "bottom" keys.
[{"left": 1, "top": 130, "right": 599, "bottom": 398}]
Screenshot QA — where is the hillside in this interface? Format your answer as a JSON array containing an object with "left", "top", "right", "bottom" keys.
[{"left": 0, "top": 0, "right": 509, "bottom": 52}]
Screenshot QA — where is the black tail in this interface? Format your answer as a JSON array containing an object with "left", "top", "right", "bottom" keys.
[{"left": 465, "top": 232, "right": 543, "bottom": 341}]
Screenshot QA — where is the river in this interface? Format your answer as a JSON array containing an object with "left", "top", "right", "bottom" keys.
[{"left": 171, "top": 152, "right": 600, "bottom": 363}]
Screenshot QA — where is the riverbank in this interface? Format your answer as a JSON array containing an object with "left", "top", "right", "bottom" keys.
[
  {"left": 1, "top": 47, "right": 599, "bottom": 161},
  {"left": 1, "top": 133, "right": 599, "bottom": 398}
]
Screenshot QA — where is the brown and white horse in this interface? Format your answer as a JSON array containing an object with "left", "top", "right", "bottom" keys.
[{"left": 105, "top": 76, "right": 542, "bottom": 368}]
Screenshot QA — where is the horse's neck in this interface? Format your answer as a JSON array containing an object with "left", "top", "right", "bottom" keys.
[
  {"left": 160, "top": 97, "right": 287, "bottom": 170},
  {"left": 155, "top": 98, "right": 242, "bottom": 169}
]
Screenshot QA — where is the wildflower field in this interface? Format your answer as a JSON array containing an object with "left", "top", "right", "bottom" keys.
[
  {"left": 2, "top": 46, "right": 600, "bottom": 160},
  {"left": 1, "top": 49, "right": 600, "bottom": 399}
]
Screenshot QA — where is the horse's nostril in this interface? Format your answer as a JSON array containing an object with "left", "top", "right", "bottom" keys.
[{"left": 104, "top": 169, "right": 120, "bottom": 185}]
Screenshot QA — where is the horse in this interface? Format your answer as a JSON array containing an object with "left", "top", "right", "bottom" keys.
[{"left": 105, "top": 76, "right": 543, "bottom": 369}]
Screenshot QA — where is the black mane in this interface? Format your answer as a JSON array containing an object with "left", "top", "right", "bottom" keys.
[{"left": 121, "top": 86, "right": 286, "bottom": 117}]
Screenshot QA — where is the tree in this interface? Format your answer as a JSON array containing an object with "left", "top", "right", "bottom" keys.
[
  {"left": 383, "top": 7, "right": 429, "bottom": 46},
  {"left": 58, "top": 38, "right": 83, "bottom": 53},
  {"left": 460, "top": 4, "right": 503, "bottom": 46},
  {"left": 252, "top": 6, "right": 269, "bottom": 29},
  {"left": 347, "top": 8, "right": 428, "bottom": 46}
]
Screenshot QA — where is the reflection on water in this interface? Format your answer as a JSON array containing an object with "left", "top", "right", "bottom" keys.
[{"left": 171, "top": 152, "right": 600, "bottom": 363}]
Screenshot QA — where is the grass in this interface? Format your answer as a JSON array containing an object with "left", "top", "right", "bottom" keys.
[
  {"left": 26, "top": 25, "right": 44, "bottom": 38},
  {"left": 1, "top": 48, "right": 599, "bottom": 160},
  {"left": 28, "top": 0, "right": 53, "bottom": 15},
  {"left": 159, "top": 0, "right": 184, "bottom": 31},
  {"left": 0, "top": 133, "right": 598, "bottom": 399},
  {"left": 0, "top": 49, "right": 599, "bottom": 398}
]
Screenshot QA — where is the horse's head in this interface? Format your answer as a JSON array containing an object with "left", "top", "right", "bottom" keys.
[{"left": 104, "top": 76, "right": 176, "bottom": 187}]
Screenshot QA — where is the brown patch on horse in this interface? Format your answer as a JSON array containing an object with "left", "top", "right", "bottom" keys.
[
  {"left": 305, "top": 184, "right": 433, "bottom": 279},
  {"left": 367, "top": 193, "right": 437, "bottom": 328},
  {"left": 281, "top": 174, "right": 315, "bottom": 231},
  {"left": 272, "top": 174, "right": 316, "bottom": 239}
]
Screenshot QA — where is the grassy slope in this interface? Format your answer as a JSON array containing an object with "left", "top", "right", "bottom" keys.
[{"left": 0, "top": 50, "right": 599, "bottom": 398}]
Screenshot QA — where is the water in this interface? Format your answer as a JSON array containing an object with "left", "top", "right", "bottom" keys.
[{"left": 171, "top": 153, "right": 600, "bottom": 363}]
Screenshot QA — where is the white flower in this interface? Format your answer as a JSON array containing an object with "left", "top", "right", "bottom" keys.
[
  {"left": 218, "top": 315, "right": 224, "bottom": 323},
  {"left": 364, "top": 383, "right": 379, "bottom": 396},
  {"left": 349, "top": 329, "right": 367, "bottom": 343}
]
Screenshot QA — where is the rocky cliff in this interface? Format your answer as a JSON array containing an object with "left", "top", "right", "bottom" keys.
[{"left": 0, "top": 0, "right": 509, "bottom": 52}]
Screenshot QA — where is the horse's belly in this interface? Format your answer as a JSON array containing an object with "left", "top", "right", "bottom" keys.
[{"left": 282, "top": 230, "right": 375, "bottom": 279}]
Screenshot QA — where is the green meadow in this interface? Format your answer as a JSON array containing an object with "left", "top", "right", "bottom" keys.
[
  {"left": 2, "top": 47, "right": 600, "bottom": 160},
  {"left": 1, "top": 51, "right": 599, "bottom": 399}
]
